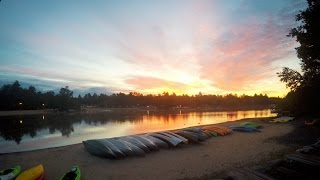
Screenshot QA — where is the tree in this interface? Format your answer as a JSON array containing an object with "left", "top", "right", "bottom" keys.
[
  {"left": 278, "top": 67, "right": 303, "bottom": 91},
  {"left": 278, "top": 0, "right": 320, "bottom": 116},
  {"left": 57, "top": 86, "right": 74, "bottom": 111},
  {"left": 59, "top": 86, "right": 73, "bottom": 97}
]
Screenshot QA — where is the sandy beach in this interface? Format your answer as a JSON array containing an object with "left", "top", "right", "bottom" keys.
[{"left": 1, "top": 117, "right": 319, "bottom": 180}]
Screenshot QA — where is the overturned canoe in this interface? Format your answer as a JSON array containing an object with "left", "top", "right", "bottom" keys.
[
  {"left": 117, "top": 139, "right": 145, "bottom": 156},
  {"left": 149, "top": 133, "right": 181, "bottom": 146},
  {"left": 183, "top": 128, "right": 203, "bottom": 133},
  {"left": 106, "top": 139, "right": 136, "bottom": 156},
  {"left": 182, "top": 128, "right": 208, "bottom": 141},
  {"left": 158, "top": 132, "right": 183, "bottom": 144},
  {"left": 120, "top": 136, "right": 151, "bottom": 153},
  {"left": 204, "top": 127, "right": 228, "bottom": 136},
  {"left": 203, "top": 129, "right": 218, "bottom": 137},
  {"left": 98, "top": 139, "right": 126, "bottom": 158},
  {"left": 143, "top": 135, "right": 169, "bottom": 149},
  {"left": 166, "top": 132, "right": 188, "bottom": 144},
  {"left": 175, "top": 130, "right": 199, "bottom": 143},
  {"left": 83, "top": 140, "right": 116, "bottom": 158},
  {"left": 131, "top": 135, "right": 159, "bottom": 151},
  {"left": 203, "top": 126, "right": 232, "bottom": 135}
]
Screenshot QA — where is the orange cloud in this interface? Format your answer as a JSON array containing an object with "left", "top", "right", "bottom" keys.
[{"left": 126, "top": 76, "right": 192, "bottom": 94}]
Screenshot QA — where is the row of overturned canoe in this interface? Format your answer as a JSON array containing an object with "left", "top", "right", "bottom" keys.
[{"left": 83, "top": 126, "right": 232, "bottom": 159}]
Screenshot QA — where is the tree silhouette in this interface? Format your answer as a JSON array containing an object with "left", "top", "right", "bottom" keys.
[
  {"left": 0, "top": 81, "right": 279, "bottom": 111},
  {"left": 57, "top": 86, "right": 74, "bottom": 111},
  {"left": 278, "top": 0, "right": 320, "bottom": 116}
]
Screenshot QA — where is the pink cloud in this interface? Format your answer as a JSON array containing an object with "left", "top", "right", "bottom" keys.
[{"left": 194, "top": 15, "right": 297, "bottom": 91}]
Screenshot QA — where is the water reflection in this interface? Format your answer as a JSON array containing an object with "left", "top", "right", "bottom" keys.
[{"left": 0, "top": 109, "right": 275, "bottom": 153}]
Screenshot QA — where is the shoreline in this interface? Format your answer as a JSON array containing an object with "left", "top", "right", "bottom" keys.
[
  {"left": 0, "top": 107, "right": 271, "bottom": 117},
  {"left": 0, "top": 109, "right": 55, "bottom": 116},
  {"left": 1, "top": 117, "right": 318, "bottom": 179}
]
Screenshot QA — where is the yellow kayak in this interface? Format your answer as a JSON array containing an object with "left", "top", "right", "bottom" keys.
[{"left": 16, "top": 164, "right": 44, "bottom": 180}]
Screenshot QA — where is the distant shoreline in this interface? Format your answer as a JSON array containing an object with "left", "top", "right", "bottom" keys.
[
  {"left": 0, "top": 109, "right": 55, "bottom": 116},
  {"left": 0, "top": 106, "right": 271, "bottom": 116}
]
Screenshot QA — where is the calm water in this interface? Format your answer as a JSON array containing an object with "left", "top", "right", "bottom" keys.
[{"left": 0, "top": 109, "right": 275, "bottom": 153}]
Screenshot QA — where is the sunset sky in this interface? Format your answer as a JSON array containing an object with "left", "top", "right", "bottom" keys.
[{"left": 0, "top": 0, "right": 307, "bottom": 97}]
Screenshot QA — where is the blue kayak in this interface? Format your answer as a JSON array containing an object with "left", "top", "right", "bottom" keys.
[{"left": 229, "top": 125, "right": 261, "bottom": 132}]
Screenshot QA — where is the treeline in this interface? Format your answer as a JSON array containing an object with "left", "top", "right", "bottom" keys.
[{"left": 0, "top": 81, "right": 280, "bottom": 111}]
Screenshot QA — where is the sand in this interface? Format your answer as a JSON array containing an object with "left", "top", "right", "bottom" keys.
[{"left": 0, "top": 118, "right": 315, "bottom": 180}]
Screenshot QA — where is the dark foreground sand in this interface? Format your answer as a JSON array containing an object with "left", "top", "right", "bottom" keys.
[{"left": 1, "top": 117, "right": 319, "bottom": 180}]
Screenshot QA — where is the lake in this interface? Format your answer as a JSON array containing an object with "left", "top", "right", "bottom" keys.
[{"left": 0, "top": 109, "right": 275, "bottom": 153}]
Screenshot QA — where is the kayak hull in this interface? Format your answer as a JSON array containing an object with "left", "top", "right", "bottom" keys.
[
  {"left": 121, "top": 136, "right": 151, "bottom": 153},
  {"left": 60, "top": 166, "right": 81, "bottom": 180},
  {"left": 143, "top": 135, "right": 169, "bottom": 149},
  {"left": 0, "top": 165, "right": 21, "bottom": 180},
  {"left": 16, "top": 164, "right": 44, "bottom": 180},
  {"left": 83, "top": 140, "right": 116, "bottom": 159},
  {"left": 131, "top": 135, "right": 160, "bottom": 151},
  {"left": 175, "top": 130, "right": 199, "bottom": 143},
  {"left": 149, "top": 133, "right": 180, "bottom": 146}
]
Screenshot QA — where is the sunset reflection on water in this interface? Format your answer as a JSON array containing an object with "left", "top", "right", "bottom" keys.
[
  {"left": 128, "top": 110, "right": 272, "bottom": 134},
  {"left": 0, "top": 109, "right": 274, "bottom": 153}
]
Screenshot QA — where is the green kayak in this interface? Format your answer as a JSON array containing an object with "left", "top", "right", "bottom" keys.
[
  {"left": 0, "top": 165, "right": 21, "bottom": 180},
  {"left": 60, "top": 166, "right": 81, "bottom": 180},
  {"left": 240, "top": 122, "right": 262, "bottom": 129}
]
